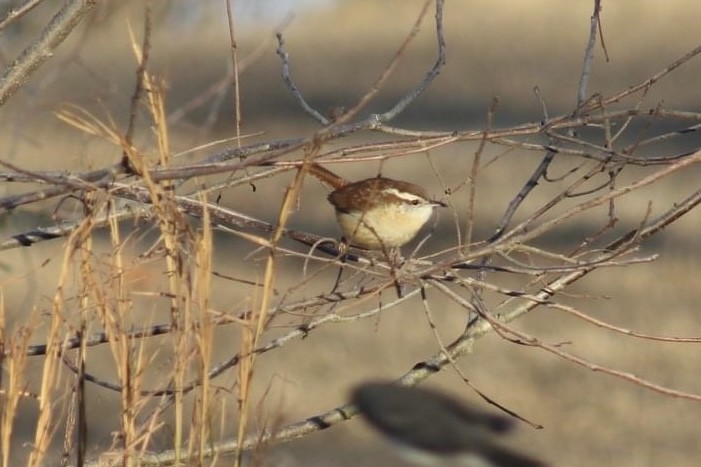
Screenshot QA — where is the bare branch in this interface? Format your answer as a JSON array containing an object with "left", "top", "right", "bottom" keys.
[{"left": 0, "top": 0, "right": 97, "bottom": 107}]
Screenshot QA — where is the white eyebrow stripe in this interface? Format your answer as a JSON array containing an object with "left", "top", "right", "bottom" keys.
[{"left": 382, "top": 187, "right": 425, "bottom": 202}]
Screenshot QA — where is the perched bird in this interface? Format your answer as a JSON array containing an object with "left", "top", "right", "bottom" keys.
[
  {"left": 309, "top": 163, "right": 446, "bottom": 251},
  {"left": 351, "top": 382, "right": 546, "bottom": 467}
]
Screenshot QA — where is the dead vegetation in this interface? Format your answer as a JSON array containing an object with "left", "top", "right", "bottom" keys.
[{"left": 1, "top": 1, "right": 701, "bottom": 466}]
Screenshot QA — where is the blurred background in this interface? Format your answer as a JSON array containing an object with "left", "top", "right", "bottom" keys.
[{"left": 2, "top": 1, "right": 701, "bottom": 466}]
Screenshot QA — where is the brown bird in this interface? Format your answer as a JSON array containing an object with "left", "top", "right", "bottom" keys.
[{"left": 309, "top": 164, "right": 446, "bottom": 250}]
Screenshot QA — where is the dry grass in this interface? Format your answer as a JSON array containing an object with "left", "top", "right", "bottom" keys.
[{"left": 2, "top": 1, "right": 701, "bottom": 466}]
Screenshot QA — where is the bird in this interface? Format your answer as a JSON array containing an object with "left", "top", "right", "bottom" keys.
[
  {"left": 309, "top": 164, "right": 446, "bottom": 251},
  {"left": 351, "top": 382, "right": 547, "bottom": 467}
]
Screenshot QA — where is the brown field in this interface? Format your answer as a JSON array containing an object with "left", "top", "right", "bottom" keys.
[{"left": 2, "top": 1, "right": 701, "bottom": 466}]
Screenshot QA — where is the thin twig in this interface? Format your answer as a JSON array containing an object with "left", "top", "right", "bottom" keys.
[
  {"left": 0, "top": 0, "right": 97, "bottom": 107},
  {"left": 275, "top": 33, "right": 329, "bottom": 125}
]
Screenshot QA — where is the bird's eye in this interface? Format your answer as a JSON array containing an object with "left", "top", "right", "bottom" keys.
[{"left": 411, "top": 199, "right": 420, "bottom": 205}]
